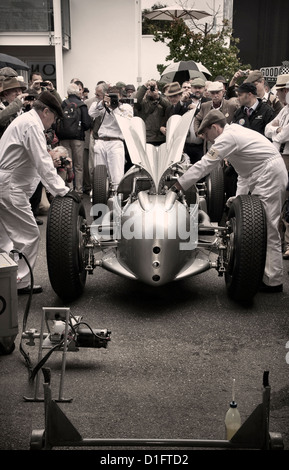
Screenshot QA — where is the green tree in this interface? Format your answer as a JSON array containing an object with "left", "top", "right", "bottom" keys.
[{"left": 151, "top": 17, "right": 250, "bottom": 81}]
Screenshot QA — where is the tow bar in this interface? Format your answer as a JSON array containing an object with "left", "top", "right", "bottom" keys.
[{"left": 30, "top": 370, "right": 283, "bottom": 450}]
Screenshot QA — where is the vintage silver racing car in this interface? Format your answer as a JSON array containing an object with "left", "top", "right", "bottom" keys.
[{"left": 46, "top": 110, "right": 267, "bottom": 303}]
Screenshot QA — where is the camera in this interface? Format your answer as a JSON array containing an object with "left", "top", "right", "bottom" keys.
[
  {"left": 120, "top": 97, "right": 135, "bottom": 105},
  {"left": 108, "top": 93, "right": 119, "bottom": 109},
  {"left": 26, "top": 95, "right": 36, "bottom": 101},
  {"left": 239, "top": 70, "right": 248, "bottom": 76},
  {"left": 40, "top": 81, "right": 49, "bottom": 87},
  {"left": 150, "top": 85, "right": 155, "bottom": 92},
  {"left": 60, "top": 156, "right": 70, "bottom": 168}
]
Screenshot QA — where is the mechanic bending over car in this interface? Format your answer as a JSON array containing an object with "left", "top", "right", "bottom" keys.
[
  {"left": 0, "top": 91, "right": 79, "bottom": 295},
  {"left": 171, "top": 109, "right": 288, "bottom": 293}
]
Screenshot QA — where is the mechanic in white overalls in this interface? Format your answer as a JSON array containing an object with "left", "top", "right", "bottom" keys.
[
  {"left": 0, "top": 91, "right": 72, "bottom": 295},
  {"left": 172, "top": 109, "right": 288, "bottom": 292}
]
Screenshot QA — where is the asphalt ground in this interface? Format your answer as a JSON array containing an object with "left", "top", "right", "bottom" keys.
[{"left": 0, "top": 193, "right": 289, "bottom": 459}]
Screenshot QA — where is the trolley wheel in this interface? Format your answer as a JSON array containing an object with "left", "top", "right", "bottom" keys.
[{"left": 30, "top": 429, "right": 45, "bottom": 450}]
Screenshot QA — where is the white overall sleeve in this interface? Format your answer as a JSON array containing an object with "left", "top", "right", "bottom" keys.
[
  {"left": 24, "top": 125, "right": 69, "bottom": 197},
  {"left": 178, "top": 126, "right": 238, "bottom": 191}
]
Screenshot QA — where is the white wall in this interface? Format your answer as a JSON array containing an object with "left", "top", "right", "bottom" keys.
[
  {"left": 63, "top": 0, "right": 139, "bottom": 96},
  {"left": 62, "top": 0, "right": 170, "bottom": 97},
  {"left": 141, "top": 35, "right": 169, "bottom": 83}
]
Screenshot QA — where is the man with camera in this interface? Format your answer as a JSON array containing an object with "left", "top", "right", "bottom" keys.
[
  {"left": 50, "top": 145, "right": 74, "bottom": 184},
  {"left": 28, "top": 72, "right": 62, "bottom": 104},
  {"left": 88, "top": 86, "right": 133, "bottom": 190},
  {"left": 134, "top": 80, "right": 170, "bottom": 145}
]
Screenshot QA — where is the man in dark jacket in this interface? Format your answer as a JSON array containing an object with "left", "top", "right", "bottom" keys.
[
  {"left": 243, "top": 70, "right": 283, "bottom": 118},
  {"left": 160, "top": 82, "right": 190, "bottom": 137},
  {"left": 56, "top": 83, "right": 92, "bottom": 196},
  {"left": 227, "top": 82, "right": 274, "bottom": 198},
  {"left": 134, "top": 80, "right": 170, "bottom": 145},
  {"left": 232, "top": 82, "right": 274, "bottom": 135},
  {"left": 183, "top": 77, "right": 212, "bottom": 164}
]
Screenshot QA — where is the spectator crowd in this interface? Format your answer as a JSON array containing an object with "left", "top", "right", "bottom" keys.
[{"left": 0, "top": 64, "right": 289, "bottom": 294}]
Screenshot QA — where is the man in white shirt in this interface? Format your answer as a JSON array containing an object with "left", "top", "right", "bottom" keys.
[
  {"left": 172, "top": 109, "right": 288, "bottom": 292},
  {"left": 0, "top": 92, "right": 71, "bottom": 294},
  {"left": 89, "top": 86, "right": 133, "bottom": 189},
  {"left": 265, "top": 78, "right": 289, "bottom": 259}
]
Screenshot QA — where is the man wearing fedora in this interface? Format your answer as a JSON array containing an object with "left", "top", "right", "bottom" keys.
[
  {"left": 0, "top": 91, "right": 73, "bottom": 295},
  {"left": 160, "top": 82, "right": 191, "bottom": 136},
  {"left": 265, "top": 75, "right": 289, "bottom": 260},
  {"left": 171, "top": 109, "right": 288, "bottom": 293},
  {"left": 0, "top": 76, "right": 28, "bottom": 137}
]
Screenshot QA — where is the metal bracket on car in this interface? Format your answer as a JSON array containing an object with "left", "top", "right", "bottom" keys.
[{"left": 30, "top": 371, "right": 283, "bottom": 450}]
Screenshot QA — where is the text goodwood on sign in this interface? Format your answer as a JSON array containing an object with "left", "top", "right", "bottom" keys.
[{"left": 260, "top": 61, "right": 289, "bottom": 82}]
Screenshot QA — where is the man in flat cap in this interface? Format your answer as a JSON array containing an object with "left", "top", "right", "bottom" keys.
[
  {"left": 244, "top": 70, "right": 283, "bottom": 117},
  {"left": 232, "top": 82, "right": 274, "bottom": 135},
  {"left": 183, "top": 77, "right": 212, "bottom": 164},
  {"left": 0, "top": 91, "right": 76, "bottom": 295},
  {"left": 171, "top": 109, "right": 288, "bottom": 293},
  {"left": 194, "top": 81, "right": 239, "bottom": 154}
]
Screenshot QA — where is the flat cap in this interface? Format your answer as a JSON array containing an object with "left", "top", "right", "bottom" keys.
[
  {"left": 237, "top": 82, "right": 257, "bottom": 95},
  {"left": 206, "top": 81, "right": 224, "bottom": 92},
  {"left": 214, "top": 75, "right": 227, "bottom": 84},
  {"left": 244, "top": 70, "right": 263, "bottom": 83},
  {"left": 197, "top": 109, "right": 226, "bottom": 135},
  {"left": 125, "top": 84, "right": 135, "bottom": 92},
  {"left": 190, "top": 77, "right": 205, "bottom": 87},
  {"left": 37, "top": 91, "right": 63, "bottom": 119}
]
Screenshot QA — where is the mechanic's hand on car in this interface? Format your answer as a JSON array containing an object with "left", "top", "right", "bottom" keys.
[
  {"left": 64, "top": 189, "right": 81, "bottom": 203},
  {"left": 170, "top": 181, "right": 183, "bottom": 194},
  {"left": 226, "top": 196, "right": 236, "bottom": 208}
]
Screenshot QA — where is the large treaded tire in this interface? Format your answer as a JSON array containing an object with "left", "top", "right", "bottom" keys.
[
  {"left": 92, "top": 164, "right": 109, "bottom": 206},
  {"left": 46, "top": 196, "right": 87, "bottom": 302},
  {"left": 225, "top": 195, "right": 267, "bottom": 302},
  {"left": 205, "top": 164, "right": 225, "bottom": 223}
]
